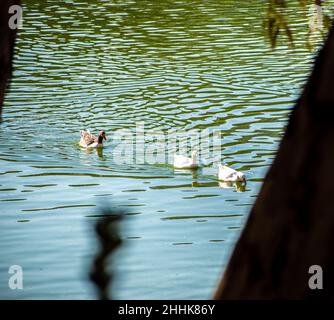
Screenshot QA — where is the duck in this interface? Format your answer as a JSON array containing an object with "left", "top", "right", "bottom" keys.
[
  {"left": 79, "top": 130, "right": 107, "bottom": 148},
  {"left": 218, "top": 164, "right": 246, "bottom": 183},
  {"left": 173, "top": 150, "right": 199, "bottom": 169}
]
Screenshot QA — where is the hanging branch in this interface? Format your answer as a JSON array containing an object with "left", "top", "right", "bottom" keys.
[
  {"left": 267, "top": 0, "right": 294, "bottom": 48},
  {"left": 266, "top": 0, "right": 332, "bottom": 49}
]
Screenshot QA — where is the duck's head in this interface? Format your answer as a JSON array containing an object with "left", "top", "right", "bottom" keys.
[
  {"left": 191, "top": 149, "right": 198, "bottom": 157},
  {"left": 99, "top": 131, "right": 107, "bottom": 141},
  {"left": 237, "top": 172, "right": 246, "bottom": 183}
]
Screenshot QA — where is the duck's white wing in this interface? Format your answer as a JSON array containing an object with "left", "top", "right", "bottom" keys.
[
  {"left": 173, "top": 155, "right": 192, "bottom": 168},
  {"left": 218, "top": 165, "right": 238, "bottom": 181}
]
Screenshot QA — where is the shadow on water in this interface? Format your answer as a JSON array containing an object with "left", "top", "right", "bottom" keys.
[{"left": 90, "top": 206, "right": 124, "bottom": 300}]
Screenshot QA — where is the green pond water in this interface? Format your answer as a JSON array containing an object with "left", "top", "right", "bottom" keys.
[{"left": 0, "top": 0, "right": 327, "bottom": 299}]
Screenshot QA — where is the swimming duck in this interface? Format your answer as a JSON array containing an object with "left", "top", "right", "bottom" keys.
[
  {"left": 173, "top": 150, "right": 199, "bottom": 169},
  {"left": 218, "top": 164, "right": 246, "bottom": 183},
  {"left": 79, "top": 130, "right": 107, "bottom": 148}
]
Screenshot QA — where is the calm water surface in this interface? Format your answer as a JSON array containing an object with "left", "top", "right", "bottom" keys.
[{"left": 0, "top": 0, "right": 325, "bottom": 299}]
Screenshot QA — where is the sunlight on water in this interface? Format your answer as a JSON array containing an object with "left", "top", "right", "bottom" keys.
[{"left": 0, "top": 0, "right": 328, "bottom": 299}]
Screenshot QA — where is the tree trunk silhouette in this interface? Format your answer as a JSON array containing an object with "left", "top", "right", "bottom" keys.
[
  {"left": 0, "top": 0, "right": 20, "bottom": 122},
  {"left": 215, "top": 24, "right": 334, "bottom": 299}
]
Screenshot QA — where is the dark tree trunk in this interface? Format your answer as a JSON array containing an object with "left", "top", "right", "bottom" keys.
[
  {"left": 215, "top": 24, "right": 334, "bottom": 299},
  {"left": 0, "top": 0, "right": 20, "bottom": 122}
]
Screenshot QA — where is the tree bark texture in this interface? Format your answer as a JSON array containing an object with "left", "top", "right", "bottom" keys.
[
  {"left": 215, "top": 24, "right": 334, "bottom": 299},
  {"left": 0, "top": 0, "right": 20, "bottom": 122}
]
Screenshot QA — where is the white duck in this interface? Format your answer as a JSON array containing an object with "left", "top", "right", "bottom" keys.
[
  {"left": 218, "top": 164, "right": 246, "bottom": 183},
  {"left": 173, "top": 150, "right": 199, "bottom": 169},
  {"left": 79, "top": 130, "right": 107, "bottom": 148}
]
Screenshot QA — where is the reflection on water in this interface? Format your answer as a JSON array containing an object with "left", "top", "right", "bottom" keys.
[{"left": 0, "top": 0, "right": 327, "bottom": 299}]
